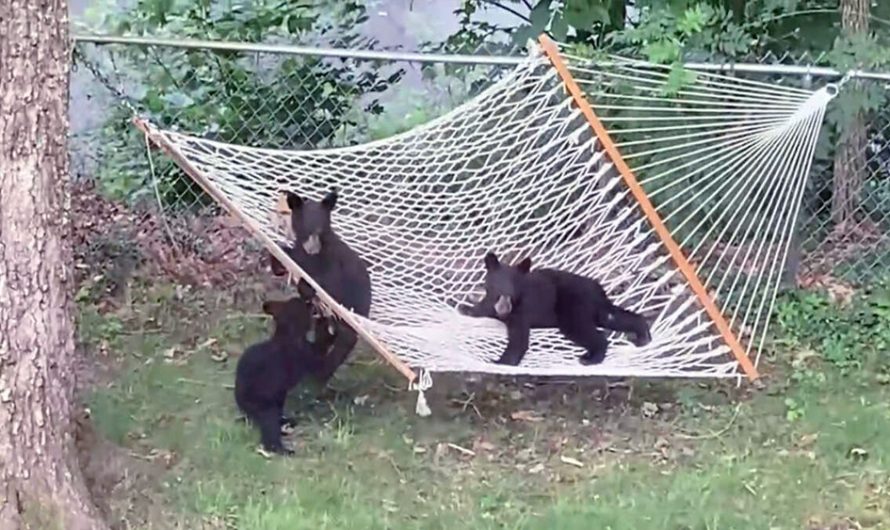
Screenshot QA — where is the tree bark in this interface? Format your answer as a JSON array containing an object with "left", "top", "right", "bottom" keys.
[
  {"left": 608, "top": 0, "right": 626, "bottom": 31},
  {"left": 830, "top": 0, "right": 870, "bottom": 228},
  {"left": 0, "top": 1, "right": 108, "bottom": 529}
]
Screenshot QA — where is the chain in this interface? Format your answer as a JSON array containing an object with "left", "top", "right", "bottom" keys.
[
  {"left": 72, "top": 46, "right": 140, "bottom": 116},
  {"left": 71, "top": 45, "right": 186, "bottom": 250}
]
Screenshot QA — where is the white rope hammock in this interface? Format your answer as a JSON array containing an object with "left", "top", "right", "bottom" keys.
[{"left": 135, "top": 36, "right": 835, "bottom": 388}]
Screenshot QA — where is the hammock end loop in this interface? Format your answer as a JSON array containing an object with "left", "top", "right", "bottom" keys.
[
  {"left": 409, "top": 369, "right": 433, "bottom": 417},
  {"left": 526, "top": 39, "right": 543, "bottom": 59}
]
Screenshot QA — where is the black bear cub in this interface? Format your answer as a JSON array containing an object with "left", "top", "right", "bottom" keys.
[
  {"left": 234, "top": 283, "right": 336, "bottom": 455},
  {"left": 459, "top": 252, "right": 651, "bottom": 366},
  {"left": 267, "top": 189, "right": 371, "bottom": 387}
]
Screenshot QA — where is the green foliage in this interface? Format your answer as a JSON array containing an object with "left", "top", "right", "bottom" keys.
[
  {"left": 445, "top": 1, "right": 889, "bottom": 86},
  {"left": 784, "top": 396, "right": 805, "bottom": 421},
  {"left": 807, "top": 29, "right": 890, "bottom": 237},
  {"left": 564, "top": 0, "right": 611, "bottom": 33},
  {"left": 824, "top": 32, "right": 890, "bottom": 128},
  {"left": 446, "top": 1, "right": 890, "bottom": 262},
  {"left": 775, "top": 283, "right": 890, "bottom": 374},
  {"left": 358, "top": 71, "right": 493, "bottom": 142},
  {"left": 610, "top": 2, "right": 752, "bottom": 61},
  {"left": 78, "top": 0, "right": 403, "bottom": 208},
  {"left": 830, "top": 32, "right": 890, "bottom": 71}
]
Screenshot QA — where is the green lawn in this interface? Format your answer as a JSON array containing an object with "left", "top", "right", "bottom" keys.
[{"left": 77, "top": 279, "right": 890, "bottom": 530}]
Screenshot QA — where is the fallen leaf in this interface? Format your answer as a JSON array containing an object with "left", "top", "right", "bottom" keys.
[
  {"left": 196, "top": 337, "right": 218, "bottom": 350},
  {"left": 353, "top": 395, "right": 370, "bottom": 406},
  {"left": 792, "top": 348, "right": 819, "bottom": 367},
  {"left": 849, "top": 447, "right": 868, "bottom": 461},
  {"left": 511, "top": 410, "right": 544, "bottom": 422},
  {"left": 826, "top": 282, "right": 856, "bottom": 307},
  {"left": 641, "top": 401, "right": 659, "bottom": 418},
  {"left": 434, "top": 443, "right": 448, "bottom": 464},
  {"left": 560, "top": 455, "right": 584, "bottom": 468},
  {"left": 447, "top": 443, "right": 476, "bottom": 457},
  {"left": 473, "top": 439, "right": 496, "bottom": 452},
  {"left": 528, "top": 463, "right": 545, "bottom": 474},
  {"left": 797, "top": 433, "right": 819, "bottom": 448}
]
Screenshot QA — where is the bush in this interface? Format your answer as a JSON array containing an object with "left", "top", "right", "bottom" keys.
[
  {"left": 77, "top": 0, "right": 403, "bottom": 209},
  {"left": 774, "top": 280, "right": 890, "bottom": 372}
]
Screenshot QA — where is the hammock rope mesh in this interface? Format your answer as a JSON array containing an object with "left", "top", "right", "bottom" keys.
[{"left": 134, "top": 35, "right": 835, "bottom": 387}]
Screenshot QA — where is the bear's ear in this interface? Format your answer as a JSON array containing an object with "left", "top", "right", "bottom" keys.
[
  {"left": 484, "top": 252, "right": 500, "bottom": 271},
  {"left": 262, "top": 300, "right": 279, "bottom": 316},
  {"left": 321, "top": 190, "right": 338, "bottom": 211},
  {"left": 516, "top": 257, "right": 532, "bottom": 274},
  {"left": 285, "top": 191, "right": 303, "bottom": 210}
]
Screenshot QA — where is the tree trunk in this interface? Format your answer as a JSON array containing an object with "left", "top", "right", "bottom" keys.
[
  {"left": 830, "top": 0, "right": 870, "bottom": 228},
  {"left": 608, "top": 0, "right": 626, "bottom": 31},
  {"left": 0, "top": 1, "right": 108, "bottom": 529}
]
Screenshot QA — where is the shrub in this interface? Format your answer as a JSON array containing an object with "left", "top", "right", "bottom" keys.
[{"left": 77, "top": 0, "right": 403, "bottom": 209}]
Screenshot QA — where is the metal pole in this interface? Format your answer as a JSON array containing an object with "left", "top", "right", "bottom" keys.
[
  {"left": 72, "top": 34, "right": 525, "bottom": 66},
  {"left": 683, "top": 62, "right": 890, "bottom": 82},
  {"left": 73, "top": 34, "right": 890, "bottom": 82}
]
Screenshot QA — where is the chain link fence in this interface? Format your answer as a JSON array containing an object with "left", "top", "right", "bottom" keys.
[
  {"left": 69, "top": 37, "right": 890, "bottom": 287},
  {"left": 71, "top": 38, "right": 516, "bottom": 203},
  {"left": 743, "top": 51, "right": 890, "bottom": 286}
]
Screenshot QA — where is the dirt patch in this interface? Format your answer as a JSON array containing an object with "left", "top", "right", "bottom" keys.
[
  {"left": 75, "top": 409, "right": 173, "bottom": 530},
  {"left": 69, "top": 182, "right": 282, "bottom": 528},
  {"left": 71, "top": 180, "right": 271, "bottom": 298}
]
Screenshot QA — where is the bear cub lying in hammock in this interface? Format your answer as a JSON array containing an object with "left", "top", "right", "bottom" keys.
[
  {"left": 235, "top": 282, "right": 337, "bottom": 455},
  {"left": 459, "top": 252, "right": 652, "bottom": 366}
]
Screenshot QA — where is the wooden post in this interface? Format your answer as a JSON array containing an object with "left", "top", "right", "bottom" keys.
[{"left": 537, "top": 34, "right": 759, "bottom": 381}]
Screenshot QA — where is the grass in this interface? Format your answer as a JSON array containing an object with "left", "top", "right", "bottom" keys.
[{"left": 77, "top": 278, "right": 890, "bottom": 530}]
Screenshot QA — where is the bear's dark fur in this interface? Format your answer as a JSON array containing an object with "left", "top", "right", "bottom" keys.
[
  {"left": 458, "top": 252, "right": 651, "bottom": 366},
  {"left": 234, "top": 285, "right": 337, "bottom": 455},
  {"left": 267, "top": 190, "right": 371, "bottom": 387}
]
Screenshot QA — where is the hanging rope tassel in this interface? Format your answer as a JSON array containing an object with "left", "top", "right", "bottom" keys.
[{"left": 409, "top": 369, "right": 433, "bottom": 417}]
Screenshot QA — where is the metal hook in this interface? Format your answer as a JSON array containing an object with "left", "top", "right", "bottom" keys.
[{"left": 803, "top": 64, "right": 812, "bottom": 89}]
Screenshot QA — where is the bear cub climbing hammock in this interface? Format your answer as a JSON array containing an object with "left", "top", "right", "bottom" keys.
[{"left": 133, "top": 35, "right": 837, "bottom": 388}]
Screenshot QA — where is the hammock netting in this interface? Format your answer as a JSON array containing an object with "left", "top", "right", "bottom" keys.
[{"left": 135, "top": 37, "right": 834, "bottom": 383}]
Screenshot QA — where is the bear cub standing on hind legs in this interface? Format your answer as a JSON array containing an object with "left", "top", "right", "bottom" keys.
[
  {"left": 458, "top": 252, "right": 652, "bottom": 367},
  {"left": 235, "top": 282, "right": 337, "bottom": 455},
  {"left": 267, "top": 189, "right": 372, "bottom": 388}
]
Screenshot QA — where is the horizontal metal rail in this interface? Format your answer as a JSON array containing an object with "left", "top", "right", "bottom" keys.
[
  {"left": 73, "top": 34, "right": 890, "bottom": 82},
  {"left": 72, "top": 34, "right": 525, "bottom": 66}
]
